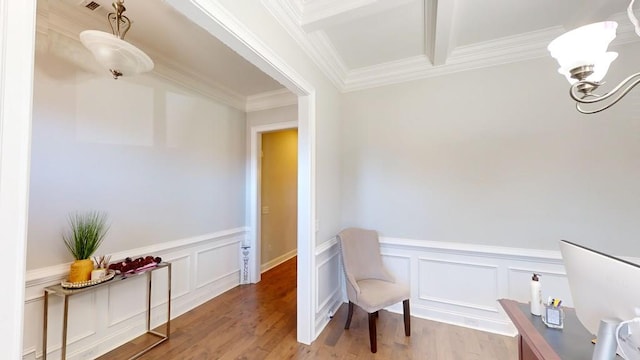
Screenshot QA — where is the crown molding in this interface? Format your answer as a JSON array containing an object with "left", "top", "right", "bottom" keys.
[
  {"left": 342, "top": 27, "right": 563, "bottom": 92},
  {"left": 262, "top": 1, "right": 640, "bottom": 93},
  {"left": 306, "top": 31, "right": 349, "bottom": 82},
  {"left": 447, "top": 26, "right": 563, "bottom": 63},
  {"left": 343, "top": 21, "right": 640, "bottom": 92},
  {"left": 286, "top": 0, "right": 305, "bottom": 21},
  {"left": 246, "top": 88, "right": 297, "bottom": 112},
  {"left": 261, "top": 0, "right": 346, "bottom": 90},
  {"left": 152, "top": 57, "right": 247, "bottom": 110}
]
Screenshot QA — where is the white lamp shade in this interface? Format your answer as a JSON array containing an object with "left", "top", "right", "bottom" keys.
[
  {"left": 548, "top": 21, "right": 618, "bottom": 84},
  {"left": 558, "top": 52, "right": 618, "bottom": 84},
  {"left": 80, "top": 30, "right": 154, "bottom": 77}
]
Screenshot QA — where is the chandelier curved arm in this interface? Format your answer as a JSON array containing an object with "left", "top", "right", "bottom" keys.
[{"left": 570, "top": 72, "right": 640, "bottom": 114}]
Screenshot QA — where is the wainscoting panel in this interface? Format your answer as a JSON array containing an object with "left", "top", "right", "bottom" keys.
[
  {"left": 107, "top": 277, "right": 148, "bottom": 327},
  {"left": 379, "top": 237, "right": 568, "bottom": 336},
  {"left": 23, "top": 228, "right": 246, "bottom": 360},
  {"left": 507, "top": 267, "right": 571, "bottom": 307},
  {"left": 314, "top": 237, "right": 344, "bottom": 336},
  {"left": 195, "top": 239, "right": 242, "bottom": 289},
  {"left": 381, "top": 254, "right": 411, "bottom": 286},
  {"left": 419, "top": 258, "right": 500, "bottom": 314},
  {"left": 316, "top": 247, "right": 340, "bottom": 313},
  {"left": 162, "top": 254, "right": 190, "bottom": 300}
]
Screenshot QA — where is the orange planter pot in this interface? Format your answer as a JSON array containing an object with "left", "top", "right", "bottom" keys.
[{"left": 68, "top": 259, "right": 94, "bottom": 283}]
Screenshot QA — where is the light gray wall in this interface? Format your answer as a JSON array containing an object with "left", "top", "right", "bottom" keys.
[
  {"left": 341, "top": 42, "right": 640, "bottom": 256},
  {"left": 28, "top": 48, "right": 246, "bottom": 269}
]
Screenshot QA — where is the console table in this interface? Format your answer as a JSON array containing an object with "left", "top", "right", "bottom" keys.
[
  {"left": 43, "top": 262, "right": 171, "bottom": 359},
  {"left": 499, "top": 299, "right": 622, "bottom": 360}
]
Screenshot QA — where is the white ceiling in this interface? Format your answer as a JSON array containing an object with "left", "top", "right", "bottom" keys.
[
  {"left": 263, "top": 0, "right": 640, "bottom": 91},
  {"left": 41, "top": 0, "right": 290, "bottom": 111},
  {"left": 42, "top": 0, "right": 640, "bottom": 108}
]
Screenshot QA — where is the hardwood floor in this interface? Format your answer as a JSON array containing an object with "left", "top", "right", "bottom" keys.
[{"left": 98, "top": 257, "right": 518, "bottom": 359}]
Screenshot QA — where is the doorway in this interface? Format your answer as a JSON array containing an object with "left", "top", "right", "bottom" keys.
[
  {"left": 248, "top": 120, "right": 298, "bottom": 284},
  {"left": 3, "top": 0, "right": 319, "bottom": 351},
  {"left": 260, "top": 129, "right": 298, "bottom": 273}
]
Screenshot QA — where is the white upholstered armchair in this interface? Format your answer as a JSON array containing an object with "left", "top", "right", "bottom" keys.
[{"left": 337, "top": 227, "right": 411, "bottom": 353}]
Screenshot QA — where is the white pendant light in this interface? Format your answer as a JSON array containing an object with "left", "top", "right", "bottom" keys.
[{"left": 80, "top": 0, "right": 153, "bottom": 79}]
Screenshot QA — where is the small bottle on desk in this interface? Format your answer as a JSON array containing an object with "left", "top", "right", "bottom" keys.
[{"left": 530, "top": 273, "right": 542, "bottom": 316}]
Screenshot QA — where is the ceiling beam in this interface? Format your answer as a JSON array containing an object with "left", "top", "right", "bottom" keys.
[
  {"left": 425, "top": 0, "right": 455, "bottom": 66},
  {"left": 301, "top": 0, "right": 415, "bottom": 32}
]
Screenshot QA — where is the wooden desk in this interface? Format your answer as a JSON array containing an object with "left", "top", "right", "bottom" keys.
[{"left": 499, "top": 299, "right": 597, "bottom": 360}]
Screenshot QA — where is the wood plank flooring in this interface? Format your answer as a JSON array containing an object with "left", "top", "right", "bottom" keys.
[{"left": 98, "top": 257, "right": 517, "bottom": 359}]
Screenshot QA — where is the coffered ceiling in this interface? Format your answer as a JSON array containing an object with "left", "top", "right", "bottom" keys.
[
  {"left": 41, "top": 0, "right": 640, "bottom": 109},
  {"left": 262, "top": 0, "right": 640, "bottom": 91}
]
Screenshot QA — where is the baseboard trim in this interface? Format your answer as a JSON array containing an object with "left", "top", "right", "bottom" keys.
[
  {"left": 314, "top": 297, "right": 343, "bottom": 337},
  {"left": 386, "top": 301, "right": 517, "bottom": 337},
  {"left": 261, "top": 249, "right": 297, "bottom": 273}
]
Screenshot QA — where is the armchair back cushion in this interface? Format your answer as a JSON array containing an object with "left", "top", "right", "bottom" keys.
[{"left": 337, "top": 227, "right": 393, "bottom": 283}]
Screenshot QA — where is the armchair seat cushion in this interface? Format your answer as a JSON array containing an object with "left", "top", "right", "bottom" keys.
[{"left": 355, "top": 279, "right": 409, "bottom": 313}]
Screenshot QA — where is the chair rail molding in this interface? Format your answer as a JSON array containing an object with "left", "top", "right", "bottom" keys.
[{"left": 377, "top": 237, "right": 571, "bottom": 336}]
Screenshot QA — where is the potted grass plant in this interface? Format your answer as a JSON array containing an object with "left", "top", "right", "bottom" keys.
[{"left": 63, "top": 211, "right": 110, "bottom": 283}]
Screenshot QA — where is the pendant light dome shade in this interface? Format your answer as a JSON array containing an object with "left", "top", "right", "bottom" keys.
[
  {"left": 548, "top": 21, "right": 618, "bottom": 84},
  {"left": 80, "top": 30, "right": 154, "bottom": 79},
  {"left": 80, "top": 0, "right": 153, "bottom": 79}
]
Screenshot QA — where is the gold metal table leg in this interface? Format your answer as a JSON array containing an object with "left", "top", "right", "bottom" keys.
[
  {"left": 128, "top": 264, "right": 171, "bottom": 360},
  {"left": 167, "top": 263, "right": 171, "bottom": 338},
  {"left": 62, "top": 295, "right": 69, "bottom": 359},
  {"left": 42, "top": 291, "right": 49, "bottom": 360},
  {"left": 146, "top": 270, "right": 152, "bottom": 332}
]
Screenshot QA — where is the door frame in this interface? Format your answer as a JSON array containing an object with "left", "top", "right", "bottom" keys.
[
  {"left": 248, "top": 121, "right": 298, "bottom": 283},
  {"left": 0, "top": 0, "right": 37, "bottom": 357},
  {"left": 163, "top": 0, "right": 318, "bottom": 344},
  {"left": 1, "top": 0, "right": 319, "bottom": 354}
]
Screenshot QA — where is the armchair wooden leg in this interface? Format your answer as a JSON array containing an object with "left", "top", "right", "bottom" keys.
[
  {"left": 403, "top": 299, "right": 411, "bottom": 336},
  {"left": 368, "top": 312, "right": 377, "bottom": 353},
  {"left": 345, "top": 302, "right": 354, "bottom": 330}
]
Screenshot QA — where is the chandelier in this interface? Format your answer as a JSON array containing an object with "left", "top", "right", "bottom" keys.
[
  {"left": 548, "top": 0, "right": 640, "bottom": 114},
  {"left": 79, "top": 0, "right": 154, "bottom": 79}
]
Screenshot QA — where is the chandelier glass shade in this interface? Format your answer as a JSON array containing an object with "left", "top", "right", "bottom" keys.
[
  {"left": 548, "top": 0, "right": 640, "bottom": 114},
  {"left": 548, "top": 22, "right": 618, "bottom": 85},
  {"left": 79, "top": 0, "right": 153, "bottom": 79}
]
